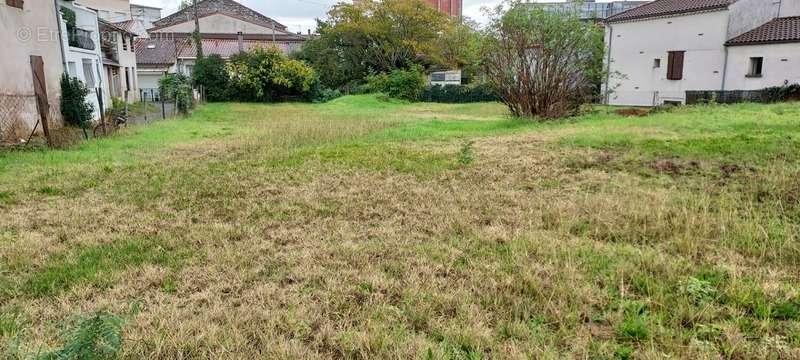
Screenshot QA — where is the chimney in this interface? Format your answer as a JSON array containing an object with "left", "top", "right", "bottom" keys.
[{"left": 237, "top": 31, "right": 244, "bottom": 53}]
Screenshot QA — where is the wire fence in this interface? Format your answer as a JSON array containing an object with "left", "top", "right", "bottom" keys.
[
  {"left": 0, "top": 93, "right": 64, "bottom": 146},
  {"left": 0, "top": 94, "right": 39, "bottom": 144}
]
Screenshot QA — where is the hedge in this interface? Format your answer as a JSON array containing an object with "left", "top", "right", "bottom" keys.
[{"left": 422, "top": 84, "right": 499, "bottom": 103}]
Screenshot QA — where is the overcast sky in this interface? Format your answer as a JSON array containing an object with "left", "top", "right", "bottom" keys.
[{"left": 129, "top": 0, "right": 518, "bottom": 33}]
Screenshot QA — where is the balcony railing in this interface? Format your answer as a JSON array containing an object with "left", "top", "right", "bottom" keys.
[{"left": 69, "top": 29, "right": 96, "bottom": 51}]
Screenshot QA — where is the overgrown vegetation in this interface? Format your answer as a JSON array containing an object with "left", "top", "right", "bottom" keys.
[
  {"left": 59, "top": 74, "right": 94, "bottom": 138},
  {"left": 191, "top": 54, "right": 229, "bottom": 102},
  {"left": 480, "top": 0, "right": 606, "bottom": 118},
  {"left": 364, "top": 67, "right": 427, "bottom": 101},
  {"left": 227, "top": 47, "right": 317, "bottom": 102},
  {"left": 158, "top": 74, "right": 193, "bottom": 115},
  {"left": 293, "top": 0, "right": 479, "bottom": 91},
  {"left": 2, "top": 98, "right": 799, "bottom": 358}
]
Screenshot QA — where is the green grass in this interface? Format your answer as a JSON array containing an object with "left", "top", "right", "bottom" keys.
[{"left": 1, "top": 95, "right": 799, "bottom": 358}]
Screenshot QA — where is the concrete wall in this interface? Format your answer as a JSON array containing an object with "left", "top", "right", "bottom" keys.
[
  {"left": 151, "top": 14, "right": 287, "bottom": 35},
  {"left": 605, "top": 11, "right": 731, "bottom": 106},
  {"left": 727, "top": 0, "right": 781, "bottom": 39},
  {"left": 59, "top": 1, "right": 107, "bottom": 120},
  {"left": 779, "top": 0, "right": 800, "bottom": 16},
  {"left": 0, "top": 0, "right": 65, "bottom": 138},
  {"left": 725, "top": 43, "right": 800, "bottom": 90},
  {"left": 75, "top": 0, "right": 131, "bottom": 21}
]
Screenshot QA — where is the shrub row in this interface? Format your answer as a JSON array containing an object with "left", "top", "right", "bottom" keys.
[{"left": 422, "top": 84, "right": 499, "bottom": 103}]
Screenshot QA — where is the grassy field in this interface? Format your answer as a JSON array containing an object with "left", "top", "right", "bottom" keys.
[{"left": 1, "top": 95, "right": 799, "bottom": 358}]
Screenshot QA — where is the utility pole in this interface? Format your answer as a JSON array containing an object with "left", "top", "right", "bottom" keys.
[{"left": 193, "top": 0, "right": 203, "bottom": 58}]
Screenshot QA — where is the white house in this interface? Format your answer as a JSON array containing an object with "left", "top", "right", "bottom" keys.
[
  {"left": 58, "top": 0, "right": 108, "bottom": 120},
  {"left": 604, "top": 0, "right": 800, "bottom": 106},
  {"left": 135, "top": 0, "right": 306, "bottom": 96}
]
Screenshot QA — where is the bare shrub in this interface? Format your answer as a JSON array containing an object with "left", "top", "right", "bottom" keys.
[{"left": 480, "top": 0, "right": 606, "bottom": 119}]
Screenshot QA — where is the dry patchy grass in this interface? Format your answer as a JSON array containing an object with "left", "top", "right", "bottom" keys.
[{"left": 1, "top": 97, "right": 799, "bottom": 359}]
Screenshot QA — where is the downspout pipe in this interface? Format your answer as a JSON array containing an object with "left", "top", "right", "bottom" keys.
[
  {"left": 54, "top": 0, "right": 68, "bottom": 72},
  {"left": 604, "top": 23, "right": 614, "bottom": 105}
]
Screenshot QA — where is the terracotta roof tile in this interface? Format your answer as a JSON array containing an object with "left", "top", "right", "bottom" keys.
[
  {"left": 151, "top": 0, "right": 287, "bottom": 32},
  {"left": 135, "top": 38, "right": 185, "bottom": 65},
  {"left": 606, "top": 0, "right": 734, "bottom": 23},
  {"left": 726, "top": 16, "right": 800, "bottom": 45},
  {"left": 178, "top": 39, "right": 303, "bottom": 59}
]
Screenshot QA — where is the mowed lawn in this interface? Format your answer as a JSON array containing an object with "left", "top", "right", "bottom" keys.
[{"left": 1, "top": 96, "right": 800, "bottom": 358}]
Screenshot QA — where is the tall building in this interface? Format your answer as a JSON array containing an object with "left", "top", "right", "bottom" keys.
[{"left": 425, "top": 0, "right": 462, "bottom": 18}]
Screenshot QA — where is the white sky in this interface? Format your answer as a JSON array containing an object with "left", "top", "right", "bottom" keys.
[{"left": 129, "top": 0, "right": 516, "bottom": 33}]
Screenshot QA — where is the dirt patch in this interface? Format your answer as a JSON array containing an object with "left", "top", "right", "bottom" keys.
[
  {"left": 614, "top": 108, "right": 650, "bottom": 117},
  {"left": 648, "top": 159, "right": 700, "bottom": 175}
]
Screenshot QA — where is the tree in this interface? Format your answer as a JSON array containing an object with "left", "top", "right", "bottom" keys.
[
  {"left": 294, "top": 0, "right": 471, "bottom": 90},
  {"left": 227, "top": 46, "right": 317, "bottom": 102},
  {"left": 480, "top": 0, "right": 606, "bottom": 119},
  {"left": 192, "top": 55, "right": 229, "bottom": 101}
]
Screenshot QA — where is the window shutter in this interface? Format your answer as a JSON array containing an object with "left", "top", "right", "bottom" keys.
[
  {"left": 673, "top": 51, "right": 684, "bottom": 80},
  {"left": 667, "top": 51, "right": 685, "bottom": 80},
  {"left": 6, "top": 0, "right": 24, "bottom": 9}
]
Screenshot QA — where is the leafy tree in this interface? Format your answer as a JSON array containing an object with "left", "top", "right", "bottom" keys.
[
  {"left": 159, "top": 74, "right": 193, "bottom": 115},
  {"left": 192, "top": 55, "right": 229, "bottom": 102},
  {"left": 227, "top": 46, "right": 317, "bottom": 102},
  {"left": 295, "top": 0, "right": 472, "bottom": 90},
  {"left": 480, "top": 0, "right": 606, "bottom": 119},
  {"left": 365, "top": 66, "right": 426, "bottom": 101},
  {"left": 59, "top": 74, "right": 94, "bottom": 138}
]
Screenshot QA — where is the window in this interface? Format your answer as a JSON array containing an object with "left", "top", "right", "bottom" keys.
[
  {"left": 122, "top": 35, "right": 128, "bottom": 51},
  {"left": 748, "top": 57, "right": 763, "bottom": 77},
  {"left": 653, "top": 58, "right": 661, "bottom": 68},
  {"left": 667, "top": 51, "right": 685, "bottom": 80},
  {"left": 67, "top": 62, "right": 77, "bottom": 77},
  {"left": 82, "top": 59, "right": 95, "bottom": 88},
  {"left": 130, "top": 37, "right": 134, "bottom": 52},
  {"left": 6, "top": 0, "right": 23, "bottom": 9}
]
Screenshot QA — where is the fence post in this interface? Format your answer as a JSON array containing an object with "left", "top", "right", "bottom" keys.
[
  {"left": 161, "top": 91, "right": 166, "bottom": 119},
  {"left": 143, "top": 90, "right": 148, "bottom": 122},
  {"left": 96, "top": 87, "right": 105, "bottom": 138}
]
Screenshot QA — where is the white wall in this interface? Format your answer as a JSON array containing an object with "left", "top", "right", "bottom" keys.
[
  {"left": 727, "top": 0, "right": 780, "bottom": 39},
  {"left": 151, "top": 14, "right": 287, "bottom": 35},
  {"left": 1, "top": 0, "right": 65, "bottom": 137},
  {"left": 779, "top": 0, "right": 800, "bottom": 16},
  {"left": 725, "top": 43, "right": 800, "bottom": 90},
  {"left": 605, "top": 11, "right": 731, "bottom": 106},
  {"left": 59, "top": 1, "right": 107, "bottom": 120},
  {"left": 75, "top": 0, "right": 131, "bottom": 21}
]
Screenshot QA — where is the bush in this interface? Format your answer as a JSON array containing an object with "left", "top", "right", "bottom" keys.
[
  {"left": 227, "top": 47, "right": 318, "bottom": 102},
  {"left": 59, "top": 74, "right": 94, "bottom": 132},
  {"left": 159, "top": 74, "right": 193, "bottom": 115},
  {"left": 423, "top": 84, "right": 498, "bottom": 103},
  {"left": 365, "top": 67, "right": 426, "bottom": 101},
  {"left": 760, "top": 83, "right": 800, "bottom": 103},
  {"left": 192, "top": 55, "right": 229, "bottom": 102},
  {"left": 312, "top": 87, "right": 343, "bottom": 103}
]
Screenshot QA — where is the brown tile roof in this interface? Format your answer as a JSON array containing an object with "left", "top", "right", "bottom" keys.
[
  {"left": 606, "top": 0, "right": 734, "bottom": 23},
  {"left": 151, "top": 0, "right": 287, "bottom": 32},
  {"left": 726, "top": 16, "right": 800, "bottom": 46},
  {"left": 178, "top": 39, "right": 304, "bottom": 59},
  {"left": 112, "top": 20, "right": 139, "bottom": 34},
  {"left": 135, "top": 38, "right": 184, "bottom": 65}
]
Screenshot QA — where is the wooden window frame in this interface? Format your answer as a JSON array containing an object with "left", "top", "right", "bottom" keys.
[
  {"left": 6, "top": 0, "right": 24, "bottom": 9},
  {"left": 666, "top": 51, "right": 685, "bottom": 80}
]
